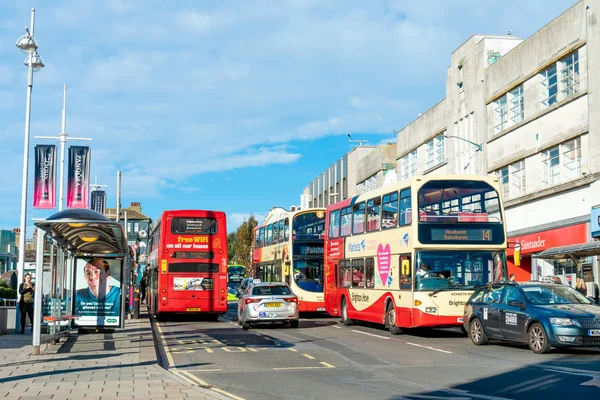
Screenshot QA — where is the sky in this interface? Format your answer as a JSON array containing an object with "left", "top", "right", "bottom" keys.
[{"left": 0, "top": 0, "right": 577, "bottom": 235}]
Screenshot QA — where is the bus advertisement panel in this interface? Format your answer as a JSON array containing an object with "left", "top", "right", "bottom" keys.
[
  {"left": 73, "top": 257, "right": 124, "bottom": 327},
  {"left": 147, "top": 210, "right": 228, "bottom": 318},
  {"left": 324, "top": 176, "right": 507, "bottom": 334},
  {"left": 253, "top": 207, "right": 326, "bottom": 312}
]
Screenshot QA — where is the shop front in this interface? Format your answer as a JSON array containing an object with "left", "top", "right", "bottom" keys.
[{"left": 506, "top": 223, "right": 588, "bottom": 282}]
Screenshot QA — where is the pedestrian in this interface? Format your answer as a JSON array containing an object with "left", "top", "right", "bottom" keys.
[
  {"left": 575, "top": 277, "right": 587, "bottom": 297},
  {"left": 140, "top": 273, "right": 147, "bottom": 304},
  {"left": 18, "top": 273, "right": 35, "bottom": 334},
  {"left": 509, "top": 274, "right": 516, "bottom": 282}
]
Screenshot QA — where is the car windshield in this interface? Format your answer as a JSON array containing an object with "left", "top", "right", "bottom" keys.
[
  {"left": 521, "top": 285, "right": 592, "bottom": 305},
  {"left": 414, "top": 250, "right": 504, "bottom": 291},
  {"left": 251, "top": 285, "right": 292, "bottom": 296}
]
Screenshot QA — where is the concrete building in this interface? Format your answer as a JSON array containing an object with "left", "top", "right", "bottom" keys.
[
  {"left": 302, "top": 143, "right": 397, "bottom": 208},
  {"left": 0, "top": 229, "right": 17, "bottom": 275},
  {"left": 106, "top": 202, "right": 152, "bottom": 266},
  {"left": 393, "top": 0, "right": 600, "bottom": 287}
]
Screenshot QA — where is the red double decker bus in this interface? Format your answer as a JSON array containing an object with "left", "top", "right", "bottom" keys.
[{"left": 147, "top": 210, "right": 229, "bottom": 319}]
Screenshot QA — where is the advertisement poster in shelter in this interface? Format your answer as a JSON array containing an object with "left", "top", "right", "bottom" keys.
[{"left": 73, "top": 257, "right": 123, "bottom": 327}]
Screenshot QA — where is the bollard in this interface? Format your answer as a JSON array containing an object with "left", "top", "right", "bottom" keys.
[{"left": 133, "top": 288, "right": 140, "bottom": 319}]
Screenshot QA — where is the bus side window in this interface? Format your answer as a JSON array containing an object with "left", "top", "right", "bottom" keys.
[
  {"left": 365, "top": 258, "right": 375, "bottom": 288},
  {"left": 400, "top": 256, "right": 412, "bottom": 290}
]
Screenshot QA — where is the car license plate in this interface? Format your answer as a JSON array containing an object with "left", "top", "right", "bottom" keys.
[
  {"left": 317, "top": 307, "right": 326, "bottom": 311},
  {"left": 457, "top": 317, "right": 464, "bottom": 323},
  {"left": 265, "top": 302, "right": 281, "bottom": 308},
  {"left": 186, "top": 307, "right": 201, "bottom": 312},
  {"left": 589, "top": 329, "right": 600, "bottom": 336}
]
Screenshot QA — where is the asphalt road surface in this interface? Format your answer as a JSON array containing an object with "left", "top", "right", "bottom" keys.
[{"left": 153, "top": 303, "right": 600, "bottom": 400}]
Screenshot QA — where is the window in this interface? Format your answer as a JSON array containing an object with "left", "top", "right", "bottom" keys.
[
  {"left": 509, "top": 86, "right": 524, "bottom": 125},
  {"left": 352, "top": 202, "right": 365, "bottom": 234},
  {"left": 435, "top": 135, "right": 445, "bottom": 165},
  {"left": 340, "top": 207, "right": 352, "bottom": 237},
  {"left": 401, "top": 155, "right": 409, "bottom": 180},
  {"left": 382, "top": 191, "right": 398, "bottom": 229},
  {"left": 409, "top": 150, "right": 417, "bottom": 176},
  {"left": 541, "top": 65, "right": 558, "bottom": 107},
  {"left": 255, "top": 229, "right": 260, "bottom": 249},
  {"left": 328, "top": 210, "right": 340, "bottom": 238},
  {"left": 498, "top": 166, "right": 509, "bottom": 199},
  {"left": 365, "top": 258, "right": 375, "bottom": 289},
  {"left": 399, "top": 255, "right": 412, "bottom": 290},
  {"left": 134, "top": 222, "right": 139, "bottom": 232},
  {"left": 426, "top": 140, "right": 435, "bottom": 169},
  {"left": 502, "top": 286, "right": 523, "bottom": 304},
  {"left": 563, "top": 137, "right": 581, "bottom": 180},
  {"left": 560, "top": 52, "right": 579, "bottom": 99},
  {"left": 284, "top": 218, "right": 289, "bottom": 241},
  {"left": 366, "top": 198, "right": 381, "bottom": 232},
  {"left": 399, "top": 188, "right": 412, "bottom": 225},
  {"left": 259, "top": 227, "right": 265, "bottom": 248},
  {"left": 278, "top": 220, "right": 285, "bottom": 243},
  {"left": 483, "top": 286, "right": 504, "bottom": 304},
  {"left": 543, "top": 146, "right": 560, "bottom": 185},
  {"left": 272, "top": 221, "right": 279, "bottom": 244},
  {"left": 127, "top": 222, "right": 132, "bottom": 233},
  {"left": 497, "top": 160, "right": 526, "bottom": 200},
  {"left": 266, "top": 224, "right": 273, "bottom": 246},
  {"left": 339, "top": 260, "right": 351, "bottom": 288},
  {"left": 351, "top": 259, "right": 365, "bottom": 288},
  {"left": 494, "top": 95, "right": 507, "bottom": 133}
]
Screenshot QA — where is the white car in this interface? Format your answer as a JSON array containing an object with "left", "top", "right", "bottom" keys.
[{"left": 238, "top": 282, "right": 299, "bottom": 330}]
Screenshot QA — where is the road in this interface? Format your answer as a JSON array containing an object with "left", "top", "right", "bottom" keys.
[{"left": 153, "top": 303, "right": 600, "bottom": 400}]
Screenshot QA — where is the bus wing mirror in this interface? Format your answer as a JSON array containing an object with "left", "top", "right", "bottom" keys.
[{"left": 401, "top": 260, "right": 410, "bottom": 276}]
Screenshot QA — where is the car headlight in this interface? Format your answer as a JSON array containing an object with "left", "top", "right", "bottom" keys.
[{"left": 549, "top": 317, "right": 575, "bottom": 326}]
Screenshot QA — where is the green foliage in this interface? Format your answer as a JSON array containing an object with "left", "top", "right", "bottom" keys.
[
  {"left": 0, "top": 286, "right": 17, "bottom": 299},
  {"left": 227, "top": 232, "right": 238, "bottom": 264},
  {"left": 235, "top": 214, "right": 258, "bottom": 272},
  {"left": 0, "top": 280, "right": 9, "bottom": 288}
]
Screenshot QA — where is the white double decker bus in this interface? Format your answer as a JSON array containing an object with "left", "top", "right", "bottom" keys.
[
  {"left": 252, "top": 207, "right": 326, "bottom": 312},
  {"left": 324, "top": 175, "right": 508, "bottom": 334}
]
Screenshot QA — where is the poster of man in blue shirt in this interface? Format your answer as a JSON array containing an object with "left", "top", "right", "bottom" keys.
[{"left": 74, "top": 258, "right": 122, "bottom": 327}]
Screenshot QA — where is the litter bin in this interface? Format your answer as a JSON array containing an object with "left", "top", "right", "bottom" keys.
[{"left": 0, "top": 308, "right": 8, "bottom": 335}]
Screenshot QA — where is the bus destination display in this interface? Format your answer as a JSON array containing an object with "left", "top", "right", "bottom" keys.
[
  {"left": 171, "top": 218, "right": 217, "bottom": 235},
  {"left": 431, "top": 228, "right": 492, "bottom": 242}
]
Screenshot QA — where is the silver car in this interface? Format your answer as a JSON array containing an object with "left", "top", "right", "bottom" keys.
[{"left": 238, "top": 282, "right": 299, "bottom": 330}]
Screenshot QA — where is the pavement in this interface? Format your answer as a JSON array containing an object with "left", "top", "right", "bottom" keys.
[{"left": 0, "top": 309, "right": 232, "bottom": 400}]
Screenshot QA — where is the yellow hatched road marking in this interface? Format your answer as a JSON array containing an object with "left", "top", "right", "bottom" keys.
[
  {"left": 205, "top": 347, "right": 214, "bottom": 353},
  {"left": 320, "top": 362, "right": 335, "bottom": 368},
  {"left": 302, "top": 354, "right": 315, "bottom": 360},
  {"left": 180, "top": 370, "right": 246, "bottom": 400},
  {"left": 288, "top": 348, "right": 298, "bottom": 352}
]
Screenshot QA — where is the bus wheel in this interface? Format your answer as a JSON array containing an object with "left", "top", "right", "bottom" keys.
[
  {"left": 341, "top": 298, "right": 354, "bottom": 326},
  {"left": 386, "top": 303, "right": 401, "bottom": 335}
]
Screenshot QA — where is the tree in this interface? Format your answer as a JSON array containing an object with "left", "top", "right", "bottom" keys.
[
  {"left": 235, "top": 214, "right": 258, "bottom": 274},
  {"left": 227, "top": 232, "right": 237, "bottom": 264}
]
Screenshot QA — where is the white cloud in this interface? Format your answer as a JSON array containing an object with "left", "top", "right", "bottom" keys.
[{"left": 227, "top": 212, "right": 266, "bottom": 233}]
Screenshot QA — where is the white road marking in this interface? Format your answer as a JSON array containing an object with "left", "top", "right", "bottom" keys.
[
  {"left": 180, "top": 370, "right": 246, "bottom": 400},
  {"left": 405, "top": 342, "right": 453, "bottom": 354},
  {"left": 351, "top": 329, "right": 391, "bottom": 340},
  {"left": 543, "top": 368, "right": 600, "bottom": 387},
  {"left": 332, "top": 325, "right": 342, "bottom": 329},
  {"left": 442, "top": 388, "right": 514, "bottom": 400}
]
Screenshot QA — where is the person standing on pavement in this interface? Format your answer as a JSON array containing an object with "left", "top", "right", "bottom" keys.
[
  {"left": 18, "top": 273, "right": 35, "bottom": 334},
  {"left": 140, "top": 273, "right": 147, "bottom": 304}
]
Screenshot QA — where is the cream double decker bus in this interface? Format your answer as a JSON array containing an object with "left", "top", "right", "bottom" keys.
[
  {"left": 324, "top": 175, "right": 507, "bottom": 334},
  {"left": 252, "top": 207, "right": 327, "bottom": 312}
]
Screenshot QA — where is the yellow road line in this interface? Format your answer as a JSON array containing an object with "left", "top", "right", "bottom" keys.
[
  {"left": 205, "top": 347, "right": 214, "bottom": 353},
  {"left": 319, "top": 362, "right": 335, "bottom": 368},
  {"left": 180, "top": 370, "right": 246, "bottom": 400},
  {"left": 186, "top": 369, "right": 224, "bottom": 372},
  {"left": 288, "top": 348, "right": 298, "bottom": 352},
  {"left": 302, "top": 354, "right": 316, "bottom": 360},
  {"left": 156, "top": 323, "right": 175, "bottom": 368}
]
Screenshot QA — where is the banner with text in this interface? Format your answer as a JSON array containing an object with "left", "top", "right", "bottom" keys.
[
  {"left": 67, "top": 146, "right": 91, "bottom": 208},
  {"left": 33, "top": 144, "right": 57, "bottom": 209},
  {"left": 91, "top": 190, "right": 106, "bottom": 214}
]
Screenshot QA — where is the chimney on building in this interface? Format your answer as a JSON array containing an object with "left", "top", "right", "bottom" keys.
[{"left": 129, "top": 202, "right": 141, "bottom": 212}]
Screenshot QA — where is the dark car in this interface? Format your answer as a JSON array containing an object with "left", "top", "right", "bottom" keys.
[{"left": 464, "top": 281, "right": 600, "bottom": 354}]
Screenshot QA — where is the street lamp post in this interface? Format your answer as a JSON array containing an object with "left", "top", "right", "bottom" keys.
[{"left": 15, "top": 9, "right": 45, "bottom": 317}]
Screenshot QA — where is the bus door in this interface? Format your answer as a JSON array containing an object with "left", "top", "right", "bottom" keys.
[{"left": 397, "top": 254, "right": 412, "bottom": 327}]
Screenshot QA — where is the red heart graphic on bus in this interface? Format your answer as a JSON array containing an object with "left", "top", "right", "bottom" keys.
[{"left": 377, "top": 243, "right": 391, "bottom": 287}]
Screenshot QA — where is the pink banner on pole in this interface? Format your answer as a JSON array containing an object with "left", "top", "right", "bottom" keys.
[
  {"left": 66, "top": 146, "right": 91, "bottom": 208},
  {"left": 33, "top": 144, "right": 57, "bottom": 209}
]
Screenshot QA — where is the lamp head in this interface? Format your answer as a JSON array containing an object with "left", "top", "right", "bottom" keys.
[
  {"left": 16, "top": 32, "right": 38, "bottom": 54},
  {"left": 24, "top": 52, "right": 45, "bottom": 72}
]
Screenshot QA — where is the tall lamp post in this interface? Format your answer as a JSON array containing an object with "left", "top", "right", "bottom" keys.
[{"left": 15, "top": 8, "right": 45, "bottom": 312}]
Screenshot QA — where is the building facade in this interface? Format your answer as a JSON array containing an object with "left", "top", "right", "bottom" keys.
[
  {"left": 105, "top": 202, "right": 152, "bottom": 266},
  {"left": 0, "top": 229, "right": 17, "bottom": 275},
  {"left": 393, "top": 0, "right": 600, "bottom": 285}
]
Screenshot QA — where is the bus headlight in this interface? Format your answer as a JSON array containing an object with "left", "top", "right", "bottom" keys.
[{"left": 425, "top": 307, "right": 437, "bottom": 314}]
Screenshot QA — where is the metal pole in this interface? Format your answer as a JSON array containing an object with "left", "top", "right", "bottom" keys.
[
  {"left": 116, "top": 171, "right": 121, "bottom": 222},
  {"left": 17, "top": 9, "right": 36, "bottom": 321},
  {"left": 58, "top": 85, "right": 67, "bottom": 211},
  {"left": 33, "top": 229, "right": 44, "bottom": 354}
]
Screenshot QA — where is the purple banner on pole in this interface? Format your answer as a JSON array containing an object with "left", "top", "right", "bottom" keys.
[
  {"left": 33, "top": 144, "right": 57, "bottom": 209},
  {"left": 66, "top": 146, "right": 91, "bottom": 208}
]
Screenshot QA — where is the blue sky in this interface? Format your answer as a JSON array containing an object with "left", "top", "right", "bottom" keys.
[{"left": 0, "top": 0, "right": 576, "bottom": 234}]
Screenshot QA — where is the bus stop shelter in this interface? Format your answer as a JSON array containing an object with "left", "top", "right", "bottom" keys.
[{"left": 31, "top": 209, "right": 129, "bottom": 354}]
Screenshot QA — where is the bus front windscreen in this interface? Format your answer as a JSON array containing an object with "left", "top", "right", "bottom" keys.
[
  {"left": 293, "top": 212, "right": 325, "bottom": 240},
  {"left": 293, "top": 259, "right": 323, "bottom": 293},
  {"left": 414, "top": 250, "right": 505, "bottom": 292}
]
